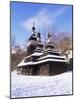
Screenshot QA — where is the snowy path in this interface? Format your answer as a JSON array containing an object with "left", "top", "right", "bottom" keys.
[{"left": 11, "top": 71, "right": 72, "bottom": 98}]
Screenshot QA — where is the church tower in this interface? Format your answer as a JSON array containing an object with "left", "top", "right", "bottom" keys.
[
  {"left": 27, "top": 25, "right": 37, "bottom": 56},
  {"left": 36, "top": 31, "right": 44, "bottom": 52},
  {"left": 46, "top": 32, "right": 55, "bottom": 50}
]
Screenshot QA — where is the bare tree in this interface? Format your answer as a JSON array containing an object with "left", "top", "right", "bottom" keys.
[{"left": 55, "top": 32, "right": 72, "bottom": 53}]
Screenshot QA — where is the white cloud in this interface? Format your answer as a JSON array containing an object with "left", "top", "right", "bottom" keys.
[
  {"left": 22, "top": 9, "right": 50, "bottom": 31},
  {"left": 22, "top": 8, "right": 66, "bottom": 31}
]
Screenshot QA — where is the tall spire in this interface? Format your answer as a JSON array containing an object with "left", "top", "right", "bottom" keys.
[
  {"left": 32, "top": 22, "right": 35, "bottom": 33},
  {"left": 45, "top": 32, "right": 55, "bottom": 49},
  {"left": 29, "top": 22, "right": 37, "bottom": 41},
  {"left": 37, "top": 31, "right": 41, "bottom": 42},
  {"left": 34, "top": 31, "right": 43, "bottom": 53},
  {"left": 27, "top": 22, "right": 37, "bottom": 56},
  {"left": 48, "top": 32, "right": 51, "bottom": 39}
]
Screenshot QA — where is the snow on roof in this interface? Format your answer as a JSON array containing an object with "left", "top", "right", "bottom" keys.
[
  {"left": 17, "top": 58, "right": 68, "bottom": 67},
  {"left": 44, "top": 49, "right": 60, "bottom": 53},
  {"left": 25, "top": 52, "right": 43, "bottom": 59},
  {"left": 25, "top": 55, "right": 32, "bottom": 59},
  {"left": 38, "top": 55, "right": 66, "bottom": 60},
  {"left": 44, "top": 49, "right": 61, "bottom": 55},
  {"left": 32, "top": 52, "right": 43, "bottom": 56}
]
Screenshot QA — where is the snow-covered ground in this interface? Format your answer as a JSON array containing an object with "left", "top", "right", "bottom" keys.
[{"left": 11, "top": 71, "right": 72, "bottom": 98}]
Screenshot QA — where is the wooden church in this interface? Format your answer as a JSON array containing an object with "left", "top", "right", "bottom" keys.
[{"left": 17, "top": 25, "right": 68, "bottom": 75}]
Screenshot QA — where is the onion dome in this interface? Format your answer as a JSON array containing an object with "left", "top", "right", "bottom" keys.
[
  {"left": 37, "top": 32, "right": 43, "bottom": 47},
  {"left": 34, "top": 31, "right": 44, "bottom": 53},
  {"left": 46, "top": 32, "right": 55, "bottom": 49},
  {"left": 27, "top": 25, "right": 37, "bottom": 55},
  {"left": 29, "top": 34, "right": 37, "bottom": 41},
  {"left": 37, "top": 31, "right": 41, "bottom": 42},
  {"left": 29, "top": 25, "right": 37, "bottom": 41},
  {"left": 32, "top": 26, "right": 35, "bottom": 31}
]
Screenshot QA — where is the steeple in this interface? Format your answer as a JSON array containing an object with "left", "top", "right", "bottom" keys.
[
  {"left": 48, "top": 32, "right": 51, "bottom": 39},
  {"left": 27, "top": 23, "right": 37, "bottom": 56},
  {"left": 33, "top": 31, "right": 43, "bottom": 53},
  {"left": 29, "top": 23, "right": 37, "bottom": 41},
  {"left": 37, "top": 31, "right": 41, "bottom": 42},
  {"left": 32, "top": 26, "right": 35, "bottom": 32},
  {"left": 32, "top": 22, "right": 36, "bottom": 33},
  {"left": 46, "top": 32, "right": 55, "bottom": 49}
]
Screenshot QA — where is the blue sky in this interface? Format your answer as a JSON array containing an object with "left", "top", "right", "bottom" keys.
[{"left": 11, "top": 2, "right": 73, "bottom": 47}]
